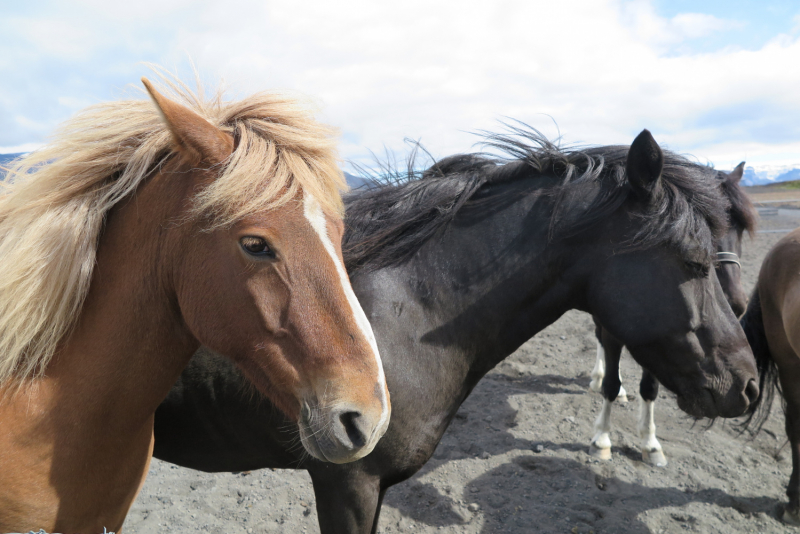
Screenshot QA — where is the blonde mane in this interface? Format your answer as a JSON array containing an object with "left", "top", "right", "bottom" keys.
[{"left": 0, "top": 71, "right": 346, "bottom": 383}]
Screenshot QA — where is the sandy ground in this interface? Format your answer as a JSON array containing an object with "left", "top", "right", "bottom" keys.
[{"left": 124, "top": 202, "right": 800, "bottom": 534}]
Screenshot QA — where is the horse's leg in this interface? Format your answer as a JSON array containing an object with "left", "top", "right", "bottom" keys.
[
  {"left": 783, "top": 400, "right": 800, "bottom": 525},
  {"left": 309, "top": 467, "right": 382, "bottom": 534},
  {"left": 589, "top": 338, "right": 606, "bottom": 393},
  {"left": 590, "top": 329, "right": 623, "bottom": 460},
  {"left": 370, "top": 489, "right": 387, "bottom": 534},
  {"left": 589, "top": 321, "right": 626, "bottom": 400},
  {"left": 638, "top": 369, "right": 667, "bottom": 467},
  {"left": 764, "top": 289, "right": 800, "bottom": 524},
  {"left": 617, "top": 358, "right": 628, "bottom": 403},
  {"left": 589, "top": 319, "right": 606, "bottom": 393},
  {"left": 774, "top": 343, "right": 800, "bottom": 523}
]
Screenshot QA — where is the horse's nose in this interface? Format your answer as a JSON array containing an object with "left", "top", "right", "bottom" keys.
[
  {"left": 745, "top": 378, "right": 760, "bottom": 405},
  {"left": 332, "top": 410, "right": 368, "bottom": 450}
]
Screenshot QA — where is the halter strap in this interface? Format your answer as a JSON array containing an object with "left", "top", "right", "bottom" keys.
[{"left": 716, "top": 251, "right": 741, "bottom": 268}]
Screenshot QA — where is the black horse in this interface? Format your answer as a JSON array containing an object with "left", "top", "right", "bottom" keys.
[
  {"left": 587, "top": 162, "right": 757, "bottom": 466},
  {"left": 154, "top": 129, "right": 758, "bottom": 533}
]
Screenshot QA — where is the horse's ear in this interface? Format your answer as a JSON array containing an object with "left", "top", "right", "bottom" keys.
[
  {"left": 626, "top": 129, "right": 664, "bottom": 200},
  {"left": 727, "top": 161, "right": 745, "bottom": 184},
  {"left": 142, "top": 77, "right": 233, "bottom": 166}
]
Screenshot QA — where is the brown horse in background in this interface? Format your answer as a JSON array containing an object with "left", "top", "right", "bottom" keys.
[
  {"left": 742, "top": 226, "right": 800, "bottom": 525},
  {"left": 0, "top": 74, "right": 389, "bottom": 533}
]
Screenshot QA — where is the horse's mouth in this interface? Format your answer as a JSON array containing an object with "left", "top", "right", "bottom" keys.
[
  {"left": 297, "top": 417, "right": 330, "bottom": 462},
  {"left": 676, "top": 385, "right": 751, "bottom": 419},
  {"left": 676, "top": 388, "right": 718, "bottom": 419}
]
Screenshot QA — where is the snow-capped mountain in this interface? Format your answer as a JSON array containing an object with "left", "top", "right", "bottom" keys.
[{"left": 742, "top": 164, "right": 800, "bottom": 186}]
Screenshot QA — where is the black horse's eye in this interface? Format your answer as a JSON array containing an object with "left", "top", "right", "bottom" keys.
[
  {"left": 685, "top": 261, "right": 709, "bottom": 277},
  {"left": 240, "top": 236, "right": 275, "bottom": 258}
]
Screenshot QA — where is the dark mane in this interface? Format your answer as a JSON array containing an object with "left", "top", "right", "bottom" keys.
[{"left": 343, "top": 128, "right": 729, "bottom": 273}]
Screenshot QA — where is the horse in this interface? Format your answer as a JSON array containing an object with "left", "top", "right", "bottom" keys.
[
  {"left": 587, "top": 162, "right": 757, "bottom": 466},
  {"left": 741, "top": 226, "right": 800, "bottom": 525},
  {"left": 153, "top": 128, "right": 759, "bottom": 534},
  {"left": 0, "top": 74, "right": 390, "bottom": 533}
]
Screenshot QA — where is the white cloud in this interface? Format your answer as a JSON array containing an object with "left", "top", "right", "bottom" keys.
[
  {"left": 0, "top": 0, "right": 798, "bottom": 169},
  {"left": 621, "top": 1, "right": 742, "bottom": 49},
  {"left": 0, "top": 142, "right": 43, "bottom": 154}
]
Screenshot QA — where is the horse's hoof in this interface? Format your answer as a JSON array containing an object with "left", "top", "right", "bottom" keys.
[
  {"left": 589, "top": 379, "right": 602, "bottom": 393},
  {"left": 782, "top": 507, "right": 800, "bottom": 526},
  {"left": 642, "top": 449, "right": 667, "bottom": 467},
  {"left": 616, "top": 393, "right": 628, "bottom": 403},
  {"left": 589, "top": 444, "right": 612, "bottom": 460}
]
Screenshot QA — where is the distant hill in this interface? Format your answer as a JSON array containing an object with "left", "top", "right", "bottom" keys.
[
  {"left": 0, "top": 153, "right": 24, "bottom": 180},
  {"left": 344, "top": 171, "right": 373, "bottom": 190},
  {"left": 2, "top": 159, "right": 371, "bottom": 188},
  {"left": 742, "top": 164, "right": 800, "bottom": 186},
  {"left": 0, "top": 153, "right": 23, "bottom": 166}
]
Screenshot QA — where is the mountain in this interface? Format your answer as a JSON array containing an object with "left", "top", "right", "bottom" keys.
[
  {"left": 0, "top": 153, "right": 24, "bottom": 180},
  {"left": 4, "top": 154, "right": 798, "bottom": 190},
  {"left": 742, "top": 164, "right": 800, "bottom": 186},
  {"left": 344, "top": 171, "right": 373, "bottom": 190},
  {"left": 1, "top": 158, "right": 373, "bottom": 189}
]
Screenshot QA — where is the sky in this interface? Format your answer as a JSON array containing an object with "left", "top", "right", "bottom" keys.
[{"left": 0, "top": 0, "right": 799, "bottom": 172}]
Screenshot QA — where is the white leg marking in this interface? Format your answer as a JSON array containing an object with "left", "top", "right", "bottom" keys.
[
  {"left": 589, "top": 398, "right": 613, "bottom": 460},
  {"left": 303, "top": 195, "right": 390, "bottom": 435},
  {"left": 638, "top": 398, "right": 667, "bottom": 467},
  {"left": 617, "top": 366, "right": 628, "bottom": 403},
  {"left": 590, "top": 340, "right": 605, "bottom": 393}
]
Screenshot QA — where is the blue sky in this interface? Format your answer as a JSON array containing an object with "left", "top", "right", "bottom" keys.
[
  {"left": 1, "top": 0, "right": 799, "bottom": 171},
  {"left": 653, "top": 0, "right": 798, "bottom": 51}
]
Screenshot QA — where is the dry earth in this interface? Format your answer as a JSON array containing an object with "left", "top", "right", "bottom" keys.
[{"left": 124, "top": 198, "right": 800, "bottom": 534}]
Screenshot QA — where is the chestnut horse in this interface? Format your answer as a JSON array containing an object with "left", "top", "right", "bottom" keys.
[
  {"left": 154, "top": 129, "right": 758, "bottom": 534},
  {"left": 0, "top": 75, "right": 389, "bottom": 533},
  {"left": 588, "top": 162, "right": 757, "bottom": 466},
  {"left": 742, "top": 227, "right": 800, "bottom": 525}
]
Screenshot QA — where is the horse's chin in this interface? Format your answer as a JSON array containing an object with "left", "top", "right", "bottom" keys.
[
  {"left": 297, "top": 410, "right": 382, "bottom": 464},
  {"left": 676, "top": 389, "right": 719, "bottom": 419},
  {"left": 298, "top": 422, "right": 329, "bottom": 462}
]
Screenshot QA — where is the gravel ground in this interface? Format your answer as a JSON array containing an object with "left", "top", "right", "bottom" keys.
[{"left": 123, "top": 207, "right": 800, "bottom": 534}]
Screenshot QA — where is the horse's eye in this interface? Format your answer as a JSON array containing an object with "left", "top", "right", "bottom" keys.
[
  {"left": 240, "top": 236, "right": 275, "bottom": 258},
  {"left": 685, "top": 261, "right": 709, "bottom": 277}
]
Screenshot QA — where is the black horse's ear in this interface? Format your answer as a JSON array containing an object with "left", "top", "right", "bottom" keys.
[
  {"left": 626, "top": 129, "right": 664, "bottom": 200},
  {"left": 727, "top": 161, "right": 745, "bottom": 184}
]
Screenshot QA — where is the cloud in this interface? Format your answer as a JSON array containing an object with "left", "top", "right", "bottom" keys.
[
  {"left": 0, "top": 0, "right": 798, "bottom": 170},
  {"left": 621, "top": 1, "right": 743, "bottom": 49}
]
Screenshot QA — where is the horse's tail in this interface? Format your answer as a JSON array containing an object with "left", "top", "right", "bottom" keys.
[{"left": 740, "top": 289, "right": 782, "bottom": 433}]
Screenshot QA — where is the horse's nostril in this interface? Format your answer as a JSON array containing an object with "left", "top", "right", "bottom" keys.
[
  {"left": 745, "top": 379, "right": 760, "bottom": 404},
  {"left": 339, "top": 411, "right": 367, "bottom": 449}
]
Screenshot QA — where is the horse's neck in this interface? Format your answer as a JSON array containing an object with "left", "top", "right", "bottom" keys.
[
  {"left": 422, "top": 196, "right": 583, "bottom": 370},
  {"left": 49, "top": 176, "right": 198, "bottom": 430},
  {"left": 3, "top": 172, "right": 198, "bottom": 457},
  {"left": 0, "top": 172, "right": 199, "bottom": 530},
  {"left": 361, "top": 187, "right": 587, "bottom": 398}
]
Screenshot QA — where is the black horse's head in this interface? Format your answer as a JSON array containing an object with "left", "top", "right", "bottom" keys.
[
  {"left": 582, "top": 131, "right": 758, "bottom": 418},
  {"left": 715, "top": 162, "right": 756, "bottom": 318},
  {"left": 342, "top": 127, "right": 758, "bottom": 420}
]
